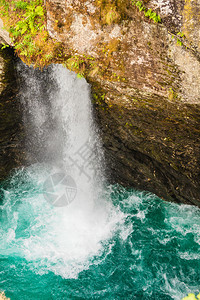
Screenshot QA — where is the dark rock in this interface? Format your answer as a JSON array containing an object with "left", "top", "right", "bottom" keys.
[
  {"left": 0, "top": 47, "right": 25, "bottom": 180},
  {"left": 94, "top": 98, "right": 200, "bottom": 206}
]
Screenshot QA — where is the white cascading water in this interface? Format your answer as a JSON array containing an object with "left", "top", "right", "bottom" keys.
[{"left": 11, "top": 62, "right": 126, "bottom": 278}]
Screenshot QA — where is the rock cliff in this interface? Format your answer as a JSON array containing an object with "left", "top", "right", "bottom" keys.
[
  {"left": 45, "top": 0, "right": 200, "bottom": 205},
  {"left": 0, "top": 47, "right": 25, "bottom": 181}
]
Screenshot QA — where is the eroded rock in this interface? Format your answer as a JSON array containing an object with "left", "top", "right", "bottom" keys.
[
  {"left": 0, "top": 18, "right": 12, "bottom": 45},
  {"left": 0, "top": 47, "right": 25, "bottom": 180}
]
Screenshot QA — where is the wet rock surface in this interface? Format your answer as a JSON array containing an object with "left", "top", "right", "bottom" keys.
[
  {"left": 0, "top": 47, "right": 25, "bottom": 181},
  {"left": 94, "top": 96, "right": 200, "bottom": 206}
]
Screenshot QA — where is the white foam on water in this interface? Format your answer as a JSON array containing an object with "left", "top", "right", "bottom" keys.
[{"left": 0, "top": 175, "right": 126, "bottom": 278}]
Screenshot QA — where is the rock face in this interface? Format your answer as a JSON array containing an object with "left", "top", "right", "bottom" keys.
[
  {"left": 45, "top": 0, "right": 200, "bottom": 206},
  {"left": 0, "top": 47, "right": 25, "bottom": 181},
  {"left": 0, "top": 0, "right": 200, "bottom": 206},
  {"left": 0, "top": 18, "right": 12, "bottom": 45}
]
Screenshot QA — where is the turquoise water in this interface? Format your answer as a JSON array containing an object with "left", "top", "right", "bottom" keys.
[{"left": 0, "top": 166, "right": 200, "bottom": 300}]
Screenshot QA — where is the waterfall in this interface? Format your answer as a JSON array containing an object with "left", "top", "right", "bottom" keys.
[
  {"left": 17, "top": 62, "right": 103, "bottom": 208},
  {"left": 3, "top": 62, "right": 125, "bottom": 279}
]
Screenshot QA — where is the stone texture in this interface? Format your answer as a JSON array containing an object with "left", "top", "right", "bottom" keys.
[
  {"left": 0, "top": 18, "right": 12, "bottom": 45},
  {"left": 0, "top": 47, "right": 25, "bottom": 180}
]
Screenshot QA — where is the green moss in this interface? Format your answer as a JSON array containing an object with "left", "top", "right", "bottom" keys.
[{"left": 96, "top": 0, "right": 129, "bottom": 25}]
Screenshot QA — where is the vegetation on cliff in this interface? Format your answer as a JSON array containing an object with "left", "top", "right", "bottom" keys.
[
  {"left": 0, "top": 0, "right": 162, "bottom": 72},
  {"left": 0, "top": 0, "right": 58, "bottom": 66},
  {"left": 0, "top": 0, "right": 123, "bottom": 80},
  {"left": 0, "top": 0, "right": 184, "bottom": 84}
]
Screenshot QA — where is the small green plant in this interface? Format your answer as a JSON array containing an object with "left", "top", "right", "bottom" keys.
[
  {"left": 135, "top": 1, "right": 144, "bottom": 12},
  {"left": 65, "top": 54, "right": 100, "bottom": 78},
  {"left": 176, "top": 38, "right": 183, "bottom": 46},
  {"left": 131, "top": 0, "right": 161, "bottom": 23},
  {"left": 14, "top": 1, "right": 28, "bottom": 10},
  {"left": 77, "top": 73, "right": 84, "bottom": 79},
  {"left": 0, "top": 43, "right": 9, "bottom": 49},
  {"left": 177, "top": 31, "right": 185, "bottom": 38},
  {"left": 66, "top": 55, "right": 83, "bottom": 71},
  {"left": 145, "top": 8, "right": 161, "bottom": 23},
  {"left": 101, "top": 93, "right": 105, "bottom": 100},
  {"left": 176, "top": 31, "right": 185, "bottom": 46},
  {"left": 169, "top": 31, "right": 185, "bottom": 47},
  {"left": 168, "top": 87, "right": 179, "bottom": 101},
  {"left": 10, "top": 2, "right": 44, "bottom": 38}
]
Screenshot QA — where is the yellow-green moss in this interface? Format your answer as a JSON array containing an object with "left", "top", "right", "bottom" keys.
[{"left": 96, "top": 0, "right": 129, "bottom": 25}]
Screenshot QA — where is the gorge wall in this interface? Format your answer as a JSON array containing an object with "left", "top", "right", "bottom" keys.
[
  {"left": 0, "top": 47, "right": 25, "bottom": 181},
  {"left": 0, "top": 0, "right": 200, "bottom": 206}
]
